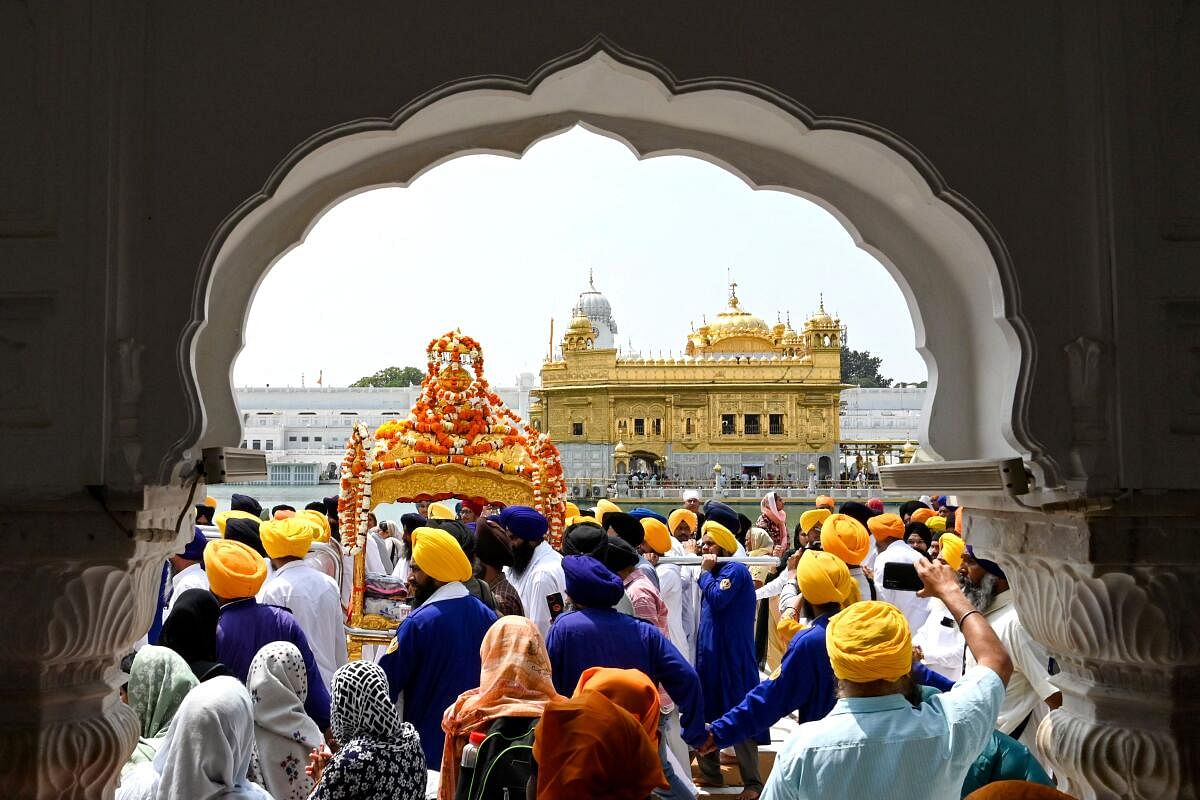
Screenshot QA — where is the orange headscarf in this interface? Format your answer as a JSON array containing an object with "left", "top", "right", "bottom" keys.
[
  {"left": 438, "top": 616, "right": 565, "bottom": 799},
  {"left": 964, "top": 780, "right": 1076, "bottom": 799},
  {"left": 534, "top": 668, "right": 667, "bottom": 800}
]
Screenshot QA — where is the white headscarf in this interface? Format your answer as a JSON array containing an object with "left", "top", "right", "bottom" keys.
[
  {"left": 247, "top": 643, "right": 323, "bottom": 800},
  {"left": 117, "top": 676, "right": 270, "bottom": 800}
]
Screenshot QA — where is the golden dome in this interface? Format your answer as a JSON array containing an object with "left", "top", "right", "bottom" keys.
[
  {"left": 807, "top": 294, "right": 837, "bottom": 328},
  {"left": 567, "top": 313, "right": 594, "bottom": 334},
  {"left": 704, "top": 285, "right": 772, "bottom": 344}
]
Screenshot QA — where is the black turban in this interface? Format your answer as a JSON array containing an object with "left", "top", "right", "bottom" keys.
[
  {"left": 304, "top": 501, "right": 326, "bottom": 513},
  {"left": 429, "top": 518, "right": 475, "bottom": 561},
  {"left": 223, "top": 517, "right": 266, "bottom": 559},
  {"left": 604, "top": 512, "right": 644, "bottom": 548},
  {"left": 905, "top": 521, "right": 932, "bottom": 548},
  {"left": 898, "top": 500, "right": 931, "bottom": 520},
  {"left": 475, "top": 519, "right": 515, "bottom": 568},
  {"left": 703, "top": 501, "right": 740, "bottom": 534},
  {"left": 602, "top": 536, "right": 640, "bottom": 573},
  {"left": 230, "top": 493, "right": 262, "bottom": 517},
  {"left": 838, "top": 501, "right": 878, "bottom": 529},
  {"left": 562, "top": 522, "right": 608, "bottom": 558}
]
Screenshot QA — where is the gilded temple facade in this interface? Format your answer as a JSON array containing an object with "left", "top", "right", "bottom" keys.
[{"left": 533, "top": 279, "right": 846, "bottom": 488}]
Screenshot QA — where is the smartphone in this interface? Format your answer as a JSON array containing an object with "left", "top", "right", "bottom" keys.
[
  {"left": 546, "top": 592, "right": 566, "bottom": 620},
  {"left": 882, "top": 561, "right": 925, "bottom": 592}
]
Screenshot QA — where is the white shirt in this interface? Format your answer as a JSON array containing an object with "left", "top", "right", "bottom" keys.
[
  {"left": 873, "top": 539, "right": 932, "bottom": 632},
  {"left": 260, "top": 560, "right": 347, "bottom": 688},
  {"left": 912, "top": 597, "right": 965, "bottom": 681},
  {"left": 167, "top": 563, "right": 210, "bottom": 616},
  {"left": 655, "top": 558, "right": 692, "bottom": 661},
  {"left": 504, "top": 541, "right": 565, "bottom": 639},
  {"left": 965, "top": 590, "right": 1057, "bottom": 753}
]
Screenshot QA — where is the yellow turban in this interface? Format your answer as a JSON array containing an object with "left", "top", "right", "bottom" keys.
[
  {"left": 926, "top": 515, "right": 947, "bottom": 533},
  {"left": 796, "top": 549, "right": 860, "bottom": 607},
  {"left": 596, "top": 499, "right": 621, "bottom": 526},
  {"left": 800, "top": 508, "right": 831, "bottom": 534},
  {"left": 820, "top": 514, "right": 870, "bottom": 566},
  {"left": 640, "top": 518, "right": 672, "bottom": 556},
  {"left": 298, "top": 509, "right": 331, "bottom": 543},
  {"left": 815, "top": 495, "right": 835, "bottom": 510},
  {"left": 204, "top": 539, "right": 267, "bottom": 599},
  {"left": 203, "top": 495, "right": 218, "bottom": 509},
  {"left": 428, "top": 502, "right": 457, "bottom": 520},
  {"left": 213, "top": 509, "right": 261, "bottom": 535},
  {"left": 259, "top": 517, "right": 315, "bottom": 560},
  {"left": 938, "top": 533, "right": 965, "bottom": 570},
  {"left": 910, "top": 508, "right": 936, "bottom": 524},
  {"left": 411, "top": 526, "right": 472, "bottom": 583},
  {"left": 701, "top": 520, "right": 738, "bottom": 556},
  {"left": 569, "top": 515, "right": 598, "bottom": 526},
  {"left": 564, "top": 502, "right": 581, "bottom": 522},
  {"left": 826, "top": 600, "right": 913, "bottom": 683},
  {"left": 667, "top": 509, "right": 697, "bottom": 536},
  {"left": 867, "top": 513, "right": 905, "bottom": 543}
]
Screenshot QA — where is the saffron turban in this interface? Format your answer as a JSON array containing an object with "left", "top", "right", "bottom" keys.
[
  {"left": 938, "top": 533, "right": 966, "bottom": 570},
  {"left": 411, "top": 527, "right": 472, "bottom": 583},
  {"left": 701, "top": 520, "right": 738, "bottom": 556},
  {"left": 668, "top": 509, "right": 697, "bottom": 535},
  {"left": 177, "top": 528, "right": 208, "bottom": 561},
  {"left": 866, "top": 498, "right": 885, "bottom": 513},
  {"left": 815, "top": 495, "right": 836, "bottom": 510},
  {"left": 298, "top": 509, "right": 331, "bottom": 543},
  {"left": 826, "top": 600, "right": 913, "bottom": 683},
  {"left": 955, "top": 506, "right": 964, "bottom": 533},
  {"left": 213, "top": 509, "right": 260, "bottom": 535},
  {"left": 867, "top": 513, "right": 905, "bottom": 543},
  {"left": 799, "top": 508, "right": 831, "bottom": 534},
  {"left": 204, "top": 539, "right": 267, "bottom": 599},
  {"left": 640, "top": 518, "right": 672, "bottom": 556},
  {"left": 498, "top": 505, "right": 549, "bottom": 541},
  {"left": 562, "top": 555, "right": 625, "bottom": 608},
  {"left": 605, "top": 512, "right": 644, "bottom": 547},
  {"left": 259, "top": 517, "right": 315, "bottom": 560},
  {"left": 563, "top": 502, "right": 580, "bottom": 523},
  {"left": 203, "top": 495, "right": 218, "bottom": 510},
  {"left": 703, "top": 501, "right": 740, "bottom": 534},
  {"left": 910, "top": 507, "right": 937, "bottom": 525},
  {"left": 820, "top": 514, "right": 870, "bottom": 566},
  {"left": 595, "top": 499, "right": 622, "bottom": 527},
  {"left": 796, "top": 549, "right": 859, "bottom": 607},
  {"left": 428, "top": 501, "right": 457, "bottom": 520},
  {"left": 272, "top": 509, "right": 296, "bottom": 520}
]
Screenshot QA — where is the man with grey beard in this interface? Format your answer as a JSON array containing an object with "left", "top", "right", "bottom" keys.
[{"left": 960, "top": 545, "right": 1062, "bottom": 768}]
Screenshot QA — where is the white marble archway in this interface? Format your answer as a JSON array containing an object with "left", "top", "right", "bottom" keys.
[{"left": 185, "top": 43, "right": 1051, "bottom": 487}]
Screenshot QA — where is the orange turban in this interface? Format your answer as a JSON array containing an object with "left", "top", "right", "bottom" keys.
[
  {"left": 259, "top": 517, "right": 315, "bottom": 560},
  {"left": 203, "top": 539, "right": 267, "bottom": 599},
  {"left": 826, "top": 600, "right": 912, "bottom": 683},
  {"left": 796, "top": 549, "right": 860, "bottom": 607},
  {"left": 820, "top": 514, "right": 870, "bottom": 566},
  {"left": 701, "top": 520, "right": 738, "bottom": 555},
  {"left": 815, "top": 495, "right": 836, "bottom": 510},
  {"left": 640, "top": 518, "right": 672, "bottom": 556},
  {"left": 938, "top": 533, "right": 966, "bottom": 570},
  {"left": 298, "top": 509, "right": 331, "bottom": 543},
  {"left": 867, "top": 513, "right": 905, "bottom": 543},
  {"left": 910, "top": 507, "right": 936, "bottom": 524},
  {"left": 964, "top": 781, "right": 1077, "bottom": 800},
  {"left": 668, "top": 508, "right": 697, "bottom": 536},
  {"left": 800, "top": 508, "right": 831, "bottom": 534},
  {"left": 272, "top": 509, "right": 296, "bottom": 520},
  {"left": 203, "top": 495, "right": 218, "bottom": 510},
  {"left": 411, "top": 527, "right": 472, "bottom": 583},
  {"left": 955, "top": 506, "right": 964, "bottom": 533}
]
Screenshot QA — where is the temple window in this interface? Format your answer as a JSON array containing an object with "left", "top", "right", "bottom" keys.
[
  {"left": 634, "top": 418, "right": 645, "bottom": 436},
  {"left": 721, "top": 414, "right": 736, "bottom": 435},
  {"left": 572, "top": 421, "right": 584, "bottom": 436},
  {"left": 685, "top": 417, "right": 694, "bottom": 435},
  {"left": 769, "top": 413, "right": 784, "bottom": 434},
  {"left": 744, "top": 414, "right": 761, "bottom": 435},
  {"left": 653, "top": 418, "right": 662, "bottom": 436}
]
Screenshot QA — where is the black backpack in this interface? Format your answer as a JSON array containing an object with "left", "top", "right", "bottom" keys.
[{"left": 454, "top": 716, "right": 537, "bottom": 800}]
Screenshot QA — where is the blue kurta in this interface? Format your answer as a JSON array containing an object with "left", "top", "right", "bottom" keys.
[
  {"left": 545, "top": 607, "right": 707, "bottom": 747},
  {"left": 379, "top": 594, "right": 498, "bottom": 767},
  {"left": 697, "top": 561, "right": 766, "bottom": 741},
  {"left": 216, "top": 598, "right": 331, "bottom": 729}
]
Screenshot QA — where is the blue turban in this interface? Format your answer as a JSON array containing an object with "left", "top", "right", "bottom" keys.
[
  {"left": 629, "top": 507, "right": 668, "bottom": 525},
  {"left": 966, "top": 545, "right": 1007, "bottom": 580},
  {"left": 498, "top": 505, "right": 549, "bottom": 541},
  {"left": 703, "top": 500, "right": 740, "bottom": 534},
  {"left": 177, "top": 527, "right": 208, "bottom": 562},
  {"left": 562, "top": 555, "right": 624, "bottom": 608}
]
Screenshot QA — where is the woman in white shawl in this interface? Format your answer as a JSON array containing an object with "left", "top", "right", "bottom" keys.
[
  {"left": 246, "top": 642, "right": 324, "bottom": 800},
  {"left": 117, "top": 676, "right": 272, "bottom": 800}
]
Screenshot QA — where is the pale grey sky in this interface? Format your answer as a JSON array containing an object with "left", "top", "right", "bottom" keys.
[{"left": 236, "top": 127, "right": 926, "bottom": 388}]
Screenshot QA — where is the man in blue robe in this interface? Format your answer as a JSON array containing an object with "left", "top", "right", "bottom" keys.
[
  {"left": 379, "top": 526, "right": 498, "bottom": 767},
  {"left": 695, "top": 519, "right": 763, "bottom": 797}
]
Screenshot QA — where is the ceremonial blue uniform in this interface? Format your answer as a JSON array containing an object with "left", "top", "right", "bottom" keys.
[
  {"left": 696, "top": 561, "right": 766, "bottom": 740},
  {"left": 544, "top": 606, "right": 707, "bottom": 747},
  {"left": 379, "top": 591, "right": 498, "bottom": 767},
  {"left": 215, "top": 598, "right": 331, "bottom": 729}
]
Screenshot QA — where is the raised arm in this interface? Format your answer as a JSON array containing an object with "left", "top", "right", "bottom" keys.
[{"left": 916, "top": 558, "right": 1012, "bottom": 686}]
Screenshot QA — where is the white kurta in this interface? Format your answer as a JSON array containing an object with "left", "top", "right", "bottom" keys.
[
  {"left": 655, "top": 558, "right": 692, "bottom": 662},
  {"left": 166, "top": 563, "right": 210, "bottom": 617},
  {"left": 912, "top": 596, "right": 965, "bottom": 681},
  {"left": 503, "top": 541, "right": 565, "bottom": 639},
  {"left": 873, "top": 540, "right": 933, "bottom": 632},
  {"left": 260, "top": 560, "right": 347, "bottom": 688}
]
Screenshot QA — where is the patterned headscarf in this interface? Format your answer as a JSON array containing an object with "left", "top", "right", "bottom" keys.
[
  {"left": 247, "top": 642, "right": 322, "bottom": 800},
  {"left": 331, "top": 660, "right": 401, "bottom": 743},
  {"left": 122, "top": 645, "right": 198, "bottom": 778}
]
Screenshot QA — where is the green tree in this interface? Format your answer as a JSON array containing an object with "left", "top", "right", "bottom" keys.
[
  {"left": 350, "top": 365, "right": 426, "bottom": 388},
  {"left": 840, "top": 347, "right": 893, "bottom": 388}
]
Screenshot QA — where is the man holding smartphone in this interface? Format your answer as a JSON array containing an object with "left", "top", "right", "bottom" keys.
[
  {"left": 761, "top": 558, "right": 1013, "bottom": 800},
  {"left": 868, "top": 512, "right": 933, "bottom": 632}
]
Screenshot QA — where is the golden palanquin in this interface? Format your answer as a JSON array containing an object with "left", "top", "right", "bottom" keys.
[{"left": 338, "top": 330, "right": 566, "bottom": 657}]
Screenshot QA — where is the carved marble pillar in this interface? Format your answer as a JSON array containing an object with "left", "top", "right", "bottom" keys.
[
  {"left": 966, "top": 497, "right": 1200, "bottom": 799},
  {"left": 0, "top": 486, "right": 190, "bottom": 799}
]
